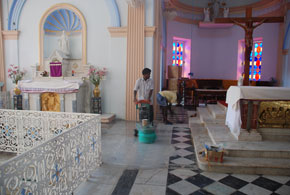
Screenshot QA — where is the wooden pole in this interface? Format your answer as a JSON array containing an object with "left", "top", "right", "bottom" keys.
[{"left": 243, "top": 8, "right": 253, "bottom": 86}]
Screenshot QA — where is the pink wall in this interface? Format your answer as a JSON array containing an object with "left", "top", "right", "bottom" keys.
[{"left": 166, "top": 21, "right": 280, "bottom": 81}]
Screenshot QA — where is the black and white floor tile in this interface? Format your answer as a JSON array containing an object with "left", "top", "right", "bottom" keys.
[{"left": 166, "top": 126, "right": 290, "bottom": 195}]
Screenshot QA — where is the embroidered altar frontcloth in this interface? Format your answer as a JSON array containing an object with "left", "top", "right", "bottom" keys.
[{"left": 18, "top": 79, "right": 82, "bottom": 93}]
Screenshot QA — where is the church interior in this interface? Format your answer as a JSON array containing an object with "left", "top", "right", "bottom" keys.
[{"left": 0, "top": 0, "right": 290, "bottom": 194}]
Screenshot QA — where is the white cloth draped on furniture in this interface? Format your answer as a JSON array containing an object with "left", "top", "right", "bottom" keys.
[
  {"left": 19, "top": 79, "right": 81, "bottom": 93},
  {"left": 18, "top": 78, "right": 90, "bottom": 113},
  {"left": 226, "top": 86, "right": 290, "bottom": 139}
]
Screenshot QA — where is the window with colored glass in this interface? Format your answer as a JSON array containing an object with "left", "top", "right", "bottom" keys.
[
  {"left": 172, "top": 41, "right": 184, "bottom": 66},
  {"left": 249, "top": 41, "right": 263, "bottom": 81}
]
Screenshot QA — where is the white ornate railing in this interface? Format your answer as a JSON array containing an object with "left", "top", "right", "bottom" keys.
[
  {"left": 0, "top": 109, "right": 101, "bottom": 194},
  {"left": 0, "top": 109, "right": 97, "bottom": 153}
]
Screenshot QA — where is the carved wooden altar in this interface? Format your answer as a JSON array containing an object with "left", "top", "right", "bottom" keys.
[
  {"left": 226, "top": 86, "right": 290, "bottom": 140},
  {"left": 240, "top": 100, "right": 290, "bottom": 130}
]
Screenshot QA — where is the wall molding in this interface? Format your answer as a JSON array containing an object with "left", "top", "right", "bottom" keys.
[
  {"left": 145, "top": 26, "right": 156, "bottom": 37},
  {"left": 108, "top": 27, "right": 127, "bottom": 37},
  {"left": 2, "top": 30, "right": 20, "bottom": 40},
  {"left": 108, "top": 26, "right": 156, "bottom": 37}
]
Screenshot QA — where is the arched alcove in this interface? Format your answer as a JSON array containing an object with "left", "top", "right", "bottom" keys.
[{"left": 39, "top": 3, "right": 87, "bottom": 70}]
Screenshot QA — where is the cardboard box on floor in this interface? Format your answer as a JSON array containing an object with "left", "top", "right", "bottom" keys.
[
  {"left": 168, "top": 65, "right": 182, "bottom": 78},
  {"left": 205, "top": 149, "right": 224, "bottom": 163}
]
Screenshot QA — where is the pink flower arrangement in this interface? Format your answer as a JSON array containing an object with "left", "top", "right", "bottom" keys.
[
  {"left": 88, "top": 66, "right": 107, "bottom": 85},
  {"left": 7, "top": 64, "right": 26, "bottom": 84}
]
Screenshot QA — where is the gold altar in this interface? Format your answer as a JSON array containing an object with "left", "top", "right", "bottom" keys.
[
  {"left": 258, "top": 101, "right": 290, "bottom": 128},
  {"left": 41, "top": 92, "right": 60, "bottom": 112}
]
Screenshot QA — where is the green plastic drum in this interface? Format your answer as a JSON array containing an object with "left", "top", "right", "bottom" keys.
[
  {"left": 138, "top": 130, "right": 156, "bottom": 143},
  {"left": 136, "top": 123, "right": 156, "bottom": 143}
]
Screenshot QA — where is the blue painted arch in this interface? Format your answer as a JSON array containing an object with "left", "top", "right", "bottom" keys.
[
  {"left": 105, "top": 0, "right": 121, "bottom": 27},
  {"left": 8, "top": 0, "right": 121, "bottom": 30},
  {"left": 8, "top": 0, "right": 26, "bottom": 30},
  {"left": 44, "top": 9, "right": 82, "bottom": 33}
]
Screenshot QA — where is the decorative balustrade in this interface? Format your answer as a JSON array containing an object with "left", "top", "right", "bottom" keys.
[
  {"left": 0, "top": 109, "right": 97, "bottom": 153},
  {"left": 0, "top": 109, "right": 101, "bottom": 194},
  {"left": 0, "top": 92, "right": 11, "bottom": 109}
]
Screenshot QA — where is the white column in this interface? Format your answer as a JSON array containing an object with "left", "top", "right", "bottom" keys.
[
  {"left": 23, "top": 93, "right": 29, "bottom": 110},
  {"left": 59, "top": 94, "right": 65, "bottom": 112},
  {"left": 65, "top": 93, "right": 76, "bottom": 112},
  {"left": 29, "top": 94, "right": 41, "bottom": 111}
]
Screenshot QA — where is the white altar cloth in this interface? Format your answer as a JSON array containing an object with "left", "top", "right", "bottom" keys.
[
  {"left": 226, "top": 86, "right": 290, "bottom": 139},
  {"left": 19, "top": 79, "right": 82, "bottom": 93}
]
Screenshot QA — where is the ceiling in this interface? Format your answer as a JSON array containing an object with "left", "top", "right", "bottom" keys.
[
  {"left": 166, "top": 0, "right": 284, "bottom": 14},
  {"left": 177, "top": 0, "right": 261, "bottom": 8},
  {"left": 164, "top": 0, "right": 285, "bottom": 25}
]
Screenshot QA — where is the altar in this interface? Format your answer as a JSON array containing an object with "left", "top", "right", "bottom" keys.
[
  {"left": 226, "top": 86, "right": 290, "bottom": 140},
  {"left": 18, "top": 77, "right": 90, "bottom": 113}
]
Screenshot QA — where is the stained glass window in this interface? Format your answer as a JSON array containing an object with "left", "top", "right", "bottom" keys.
[
  {"left": 249, "top": 41, "right": 263, "bottom": 81},
  {"left": 172, "top": 41, "right": 184, "bottom": 66}
]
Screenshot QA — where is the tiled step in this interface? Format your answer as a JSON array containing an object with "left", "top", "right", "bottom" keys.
[
  {"left": 101, "top": 113, "right": 116, "bottom": 123},
  {"left": 205, "top": 124, "right": 237, "bottom": 145},
  {"left": 193, "top": 103, "right": 290, "bottom": 175},
  {"left": 188, "top": 111, "right": 201, "bottom": 127},
  {"left": 207, "top": 104, "right": 226, "bottom": 119},
  {"left": 190, "top": 127, "right": 290, "bottom": 175},
  {"left": 223, "top": 141, "right": 290, "bottom": 159},
  {"left": 197, "top": 107, "right": 225, "bottom": 125},
  {"left": 258, "top": 128, "right": 290, "bottom": 142},
  {"left": 197, "top": 156, "right": 290, "bottom": 176}
]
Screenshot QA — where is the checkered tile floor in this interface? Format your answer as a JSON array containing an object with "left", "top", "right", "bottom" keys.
[{"left": 166, "top": 126, "right": 290, "bottom": 195}]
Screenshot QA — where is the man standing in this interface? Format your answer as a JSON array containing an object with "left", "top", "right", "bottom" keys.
[{"left": 134, "top": 68, "right": 154, "bottom": 124}]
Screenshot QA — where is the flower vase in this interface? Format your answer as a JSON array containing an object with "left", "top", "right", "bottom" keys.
[
  {"left": 93, "top": 84, "right": 100, "bottom": 98},
  {"left": 14, "top": 81, "right": 21, "bottom": 95}
]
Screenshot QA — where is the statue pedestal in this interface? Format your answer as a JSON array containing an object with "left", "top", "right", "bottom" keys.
[
  {"left": 13, "top": 95, "right": 23, "bottom": 110},
  {"left": 91, "top": 97, "right": 102, "bottom": 114}
]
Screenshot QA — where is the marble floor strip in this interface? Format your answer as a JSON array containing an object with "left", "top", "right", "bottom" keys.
[{"left": 111, "top": 169, "right": 139, "bottom": 195}]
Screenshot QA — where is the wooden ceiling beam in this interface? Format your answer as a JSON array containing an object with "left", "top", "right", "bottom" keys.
[{"left": 215, "top": 17, "right": 284, "bottom": 24}]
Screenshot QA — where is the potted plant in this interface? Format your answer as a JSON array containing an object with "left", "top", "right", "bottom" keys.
[
  {"left": 88, "top": 66, "right": 107, "bottom": 97},
  {"left": 7, "top": 64, "right": 26, "bottom": 95}
]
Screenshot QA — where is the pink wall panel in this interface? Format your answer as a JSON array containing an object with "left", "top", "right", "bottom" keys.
[{"left": 166, "top": 21, "right": 279, "bottom": 81}]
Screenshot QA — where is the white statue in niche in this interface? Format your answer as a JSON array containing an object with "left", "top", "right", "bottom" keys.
[
  {"left": 58, "top": 30, "right": 70, "bottom": 57},
  {"left": 223, "top": 7, "right": 229, "bottom": 18},
  {"left": 204, "top": 8, "right": 210, "bottom": 22}
]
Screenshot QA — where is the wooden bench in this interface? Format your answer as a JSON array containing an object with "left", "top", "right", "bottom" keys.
[{"left": 177, "top": 79, "right": 237, "bottom": 108}]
